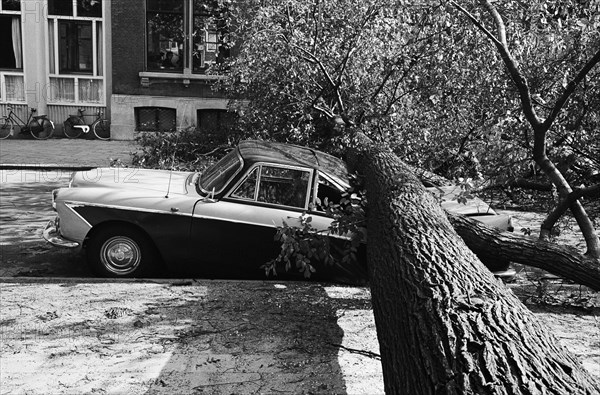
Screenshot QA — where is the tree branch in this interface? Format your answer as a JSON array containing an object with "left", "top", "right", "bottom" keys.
[
  {"left": 451, "top": 0, "right": 542, "bottom": 128},
  {"left": 543, "top": 47, "right": 600, "bottom": 130},
  {"left": 541, "top": 184, "right": 600, "bottom": 243},
  {"left": 449, "top": 213, "right": 600, "bottom": 291}
]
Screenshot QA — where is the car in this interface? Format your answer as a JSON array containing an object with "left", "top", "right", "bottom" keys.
[{"left": 43, "top": 140, "right": 514, "bottom": 282}]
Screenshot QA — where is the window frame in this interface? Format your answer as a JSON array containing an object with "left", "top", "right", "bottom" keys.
[
  {"left": 0, "top": 6, "right": 24, "bottom": 103},
  {"left": 135, "top": 106, "right": 177, "bottom": 132},
  {"left": 48, "top": 0, "right": 103, "bottom": 17},
  {"left": 0, "top": 0, "right": 20, "bottom": 12},
  {"left": 227, "top": 163, "right": 314, "bottom": 210},
  {"left": 145, "top": 0, "right": 229, "bottom": 75},
  {"left": 196, "top": 108, "right": 234, "bottom": 132},
  {"left": 47, "top": 1, "right": 106, "bottom": 105},
  {"left": 57, "top": 20, "right": 94, "bottom": 74},
  {"left": 310, "top": 171, "right": 347, "bottom": 213}
]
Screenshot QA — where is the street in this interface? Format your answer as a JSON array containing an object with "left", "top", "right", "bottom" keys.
[
  {"left": 0, "top": 169, "right": 91, "bottom": 277},
  {"left": 0, "top": 169, "right": 385, "bottom": 394}
]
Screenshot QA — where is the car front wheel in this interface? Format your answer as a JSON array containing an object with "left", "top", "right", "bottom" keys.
[{"left": 86, "top": 226, "right": 158, "bottom": 277}]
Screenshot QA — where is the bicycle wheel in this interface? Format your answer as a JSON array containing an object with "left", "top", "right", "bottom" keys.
[
  {"left": 41, "top": 118, "right": 55, "bottom": 139},
  {"left": 0, "top": 118, "right": 13, "bottom": 140},
  {"left": 92, "top": 119, "right": 111, "bottom": 140},
  {"left": 63, "top": 116, "right": 84, "bottom": 138},
  {"left": 30, "top": 118, "right": 54, "bottom": 140}
]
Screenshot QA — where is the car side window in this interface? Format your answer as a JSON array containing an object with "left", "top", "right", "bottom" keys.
[
  {"left": 314, "top": 174, "right": 343, "bottom": 212},
  {"left": 257, "top": 166, "right": 310, "bottom": 208},
  {"left": 231, "top": 167, "right": 258, "bottom": 200},
  {"left": 229, "top": 165, "right": 312, "bottom": 209}
]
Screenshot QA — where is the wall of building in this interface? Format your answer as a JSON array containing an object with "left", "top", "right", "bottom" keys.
[
  {"left": 110, "top": 95, "right": 229, "bottom": 140},
  {"left": 111, "top": 0, "right": 146, "bottom": 97},
  {"left": 110, "top": 0, "right": 232, "bottom": 140}
]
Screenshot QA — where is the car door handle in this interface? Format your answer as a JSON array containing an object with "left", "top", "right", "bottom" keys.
[{"left": 170, "top": 207, "right": 179, "bottom": 213}]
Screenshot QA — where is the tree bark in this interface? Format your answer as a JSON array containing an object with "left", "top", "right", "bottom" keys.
[
  {"left": 348, "top": 136, "right": 600, "bottom": 394},
  {"left": 448, "top": 213, "right": 600, "bottom": 291}
]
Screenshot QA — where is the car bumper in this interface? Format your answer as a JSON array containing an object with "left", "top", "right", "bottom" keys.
[{"left": 43, "top": 219, "right": 80, "bottom": 248}]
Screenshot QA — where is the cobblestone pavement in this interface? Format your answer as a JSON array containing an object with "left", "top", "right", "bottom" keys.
[{"left": 0, "top": 139, "right": 137, "bottom": 168}]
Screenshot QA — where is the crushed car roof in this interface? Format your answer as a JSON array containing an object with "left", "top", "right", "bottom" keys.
[{"left": 238, "top": 140, "right": 349, "bottom": 184}]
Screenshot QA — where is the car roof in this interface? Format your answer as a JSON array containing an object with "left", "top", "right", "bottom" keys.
[{"left": 237, "top": 140, "right": 349, "bottom": 185}]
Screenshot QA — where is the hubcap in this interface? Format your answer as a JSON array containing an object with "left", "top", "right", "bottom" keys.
[{"left": 100, "top": 236, "right": 141, "bottom": 275}]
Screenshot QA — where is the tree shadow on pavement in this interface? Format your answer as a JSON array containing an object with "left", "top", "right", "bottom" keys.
[
  {"left": 0, "top": 279, "right": 380, "bottom": 393},
  {"left": 143, "top": 281, "right": 363, "bottom": 394}
]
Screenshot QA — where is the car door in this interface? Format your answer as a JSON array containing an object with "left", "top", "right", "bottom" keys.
[
  {"left": 306, "top": 171, "right": 369, "bottom": 283},
  {"left": 189, "top": 163, "right": 314, "bottom": 278}
]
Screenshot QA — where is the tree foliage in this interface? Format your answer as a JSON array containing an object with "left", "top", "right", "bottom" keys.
[
  {"left": 210, "top": 2, "right": 600, "bottom": 391},
  {"left": 222, "top": 0, "right": 599, "bottom": 256}
]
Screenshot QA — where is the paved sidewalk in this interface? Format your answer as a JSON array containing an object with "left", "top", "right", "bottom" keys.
[{"left": 0, "top": 139, "right": 137, "bottom": 169}]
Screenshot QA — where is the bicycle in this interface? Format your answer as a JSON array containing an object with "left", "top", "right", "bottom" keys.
[
  {"left": 0, "top": 107, "right": 55, "bottom": 140},
  {"left": 63, "top": 108, "right": 111, "bottom": 140}
]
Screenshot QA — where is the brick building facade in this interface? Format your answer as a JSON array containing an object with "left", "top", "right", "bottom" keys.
[
  {"left": 1, "top": 0, "right": 234, "bottom": 140},
  {"left": 110, "top": 0, "right": 234, "bottom": 140}
]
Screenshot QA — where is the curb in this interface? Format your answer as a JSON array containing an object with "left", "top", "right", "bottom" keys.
[
  {"left": 0, "top": 277, "right": 315, "bottom": 287},
  {"left": 0, "top": 164, "right": 97, "bottom": 171}
]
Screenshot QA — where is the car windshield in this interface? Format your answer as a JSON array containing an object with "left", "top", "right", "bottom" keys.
[{"left": 198, "top": 149, "right": 243, "bottom": 195}]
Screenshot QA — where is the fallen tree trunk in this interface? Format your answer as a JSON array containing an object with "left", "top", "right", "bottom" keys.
[
  {"left": 348, "top": 135, "right": 600, "bottom": 394},
  {"left": 449, "top": 213, "right": 600, "bottom": 291}
]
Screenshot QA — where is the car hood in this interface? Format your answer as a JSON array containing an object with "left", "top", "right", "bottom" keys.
[
  {"left": 427, "top": 185, "right": 496, "bottom": 215},
  {"left": 70, "top": 167, "right": 195, "bottom": 195}
]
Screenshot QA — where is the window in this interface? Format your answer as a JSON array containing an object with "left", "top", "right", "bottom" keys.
[
  {"left": 314, "top": 174, "right": 343, "bottom": 211},
  {"left": 58, "top": 21, "right": 93, "bottom": 73},
  {"left": 192, "top": 0, "right": 229, "bottom": 72},
  {"left": 197, "top": 109, "right": 234, "bottom": 132},
  {"left": 0, "top": 2, "right": 24, "bottom": 102},
  {"left": 199, "top": 148, "right": 243, "bottom": 195},
  {"left": 146, "top": 0, "right": 184, "bottom": 71},
  {"left": 146, "top": 0, "right": 229, "bottom": 73},
  {"left": 0, "top": 15, "right": 21, "bottom": 70},
  {"left": 49, "top": 19, "right": 103, "bottom": 75},
  {"left": 1, "top": 0, "right": 20, "bottom": 11},
  {"left": 231, "top": 167, "right": 258, "bottom": 200},
  {"left": 48, "top": 0, "right": 102, "bottom": 17},
  {"left": 135, "top": 107, "right": 177, "bottom": 132},
  {"left": 231, "top": 165, "right": 312, "bottom": 209},
  {"left": 47, "top": 1, "right": 104, "bottom": 104},
  {"left": 77, "top": 0, "right": 102, "bottom": 17}
]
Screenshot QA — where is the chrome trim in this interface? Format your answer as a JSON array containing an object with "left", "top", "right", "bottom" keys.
[
  {"left": 43, "top": 220, "right": 79, "bottom": 248},
  {"left": 225, "top": 162, "right": 315, "bottom": 210},
  {"left": 64, "top": 200, "right": 191, "bottom": 218},
  {"left": 492, "top": 268, "right": 517, "bottom": 280}
]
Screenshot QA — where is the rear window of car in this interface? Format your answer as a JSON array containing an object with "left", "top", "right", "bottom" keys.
[{"left": 199, "top": 149, "right": 243, "bottom": 195}]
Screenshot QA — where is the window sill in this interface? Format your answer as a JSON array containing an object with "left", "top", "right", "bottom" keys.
[{"left": 139, "top": 71, "right": 224, "bottom": 88}]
